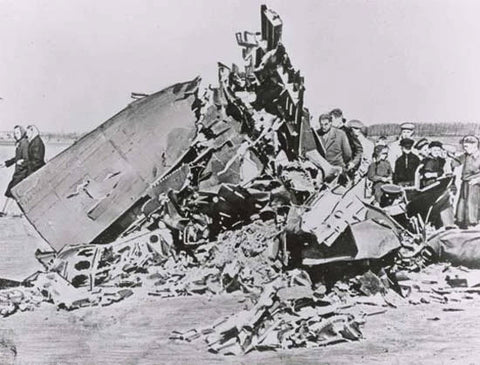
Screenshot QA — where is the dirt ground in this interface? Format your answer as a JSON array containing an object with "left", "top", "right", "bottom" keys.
[{"left": 0, "top": 217, "right": 479, "bottom": 365}]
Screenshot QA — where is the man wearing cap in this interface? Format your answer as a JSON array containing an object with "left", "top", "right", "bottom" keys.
[
  {"left": 451, "top": 135, "right": 480, "bottom": 228},
  {"left": 376, "top": 136, "right": 388, "bottom": 147},
  {"left": 348, "top": 119, "right": 374, "bottom": 177},
  {"left": 367, "top": 145, "right": 393, "bottom": 203},
  {"left": 417, "top": 141, "right": 446, "bottom": 188},
  {"left": 414, "top": 138, "right": 430, "bottom": 159},
  {"left": 330, "top": 109, "right": 363, "bottom": 174},
  {"left": 393, "top": 138, "right": 420, "bottom": 186},
  {"left": 311, "top": 113, "right": 352, "bottom": 171},
  {"left": 388, "top": 123, "right": 416, "bottom": 167}
]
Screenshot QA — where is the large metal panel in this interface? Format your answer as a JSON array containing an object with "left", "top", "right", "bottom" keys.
[{"left": 12, "top": 78, "right": 200, "bottom": 249}]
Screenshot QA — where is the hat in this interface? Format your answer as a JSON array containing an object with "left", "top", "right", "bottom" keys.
[
  {"left": 376, "top": 135, "right": 388, "bottom": 144},
  {"left": 400, "top": 122, "right": 415, "bottom": 130},
  {"left": 414, "top": 138, "right": 429, "bottom": 150},
  {"left": 462, "top": 135, "right": 479, "bottom": 144},
  {"left": 400, "top": 138, "right": 414, "bottom": 148},
  {"left": 13, "top": 125, "right": 26, "bottom": 141},
  {"left": 347, "top": 119, "right": 364, "bottom": 129},
  {"left": 319, "top": 113, "right": 332, "bottom": 122},
  {"left": 329, "top": 108, "right": 343, "bottom": 117},
  {"left": 381, "top": 184, "right": 402, "bottom": 195},
  {"left": 374, "top": 145, "right": 388, "bottom": 157},
  {"left": 429, "top": 141, "right": 443, "bottom": 149}
]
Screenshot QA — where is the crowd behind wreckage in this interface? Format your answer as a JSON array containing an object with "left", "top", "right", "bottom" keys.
[
  {"left": 309, "top": 111, "right": 480, "bottom": 230},
  {"left": 2, "top": 4, "right": 480, "bottom": 356}
]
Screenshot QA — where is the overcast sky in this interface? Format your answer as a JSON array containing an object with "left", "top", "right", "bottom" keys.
[{"left": 1, "top": 0, "right": 480, "bottom": 132}]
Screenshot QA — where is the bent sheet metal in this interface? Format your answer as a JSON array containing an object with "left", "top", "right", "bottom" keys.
[{"left": 12, "top": 78, "right": 201, "bottom": 250}]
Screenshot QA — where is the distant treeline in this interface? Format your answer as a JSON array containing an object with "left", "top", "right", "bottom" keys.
[
  {"left": 42, "top": 132, "right": 85, "bottom": 141},
  {"left": 0, "top": 131, "right": 84, "bottom": 142},
  {"left": 367, "top": 122, "right": 480, "bottom": 137}
]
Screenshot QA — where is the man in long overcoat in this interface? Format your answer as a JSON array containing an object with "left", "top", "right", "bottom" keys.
[
  {"left": 452, "top": 135, "right": 480, "bottom": 228},
  {"left": 314, "top": 113, "right": 352, "bottom": 170},
  {"left": 26, "top": 125, "right": 46, "bottom": 175}
]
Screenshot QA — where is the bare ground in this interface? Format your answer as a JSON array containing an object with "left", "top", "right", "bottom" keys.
[{"left": 0, "top": 217, "right": 479, "bottom": 365}]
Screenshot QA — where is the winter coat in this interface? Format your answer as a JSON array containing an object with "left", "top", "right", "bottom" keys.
[
  {"left": 27, "top": 135, "right": 46, "bottom": 175},
  {"left": 4, "top": 136, "right": 29, "bottom": 198},
  {"left": 393, "top": 153, "right": 420, "bottom": 186}
]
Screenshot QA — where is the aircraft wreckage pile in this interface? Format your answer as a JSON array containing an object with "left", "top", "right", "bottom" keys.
[{"left": 3, "top": 5, "right": 480, "bottom": 355}]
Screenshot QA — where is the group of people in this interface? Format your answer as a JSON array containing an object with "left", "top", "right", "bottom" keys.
[
  {"left": 366, "top": 123, "right": 480, "bottom": 229},
  {"left": 307, "top": 108, "right": 370, "bottom": 183},
  {"left": 0, "top": 125, "right": 45, "bottom": 215},
  {"left": 306, "top": 109, "right": 480, "bottom": 229}
]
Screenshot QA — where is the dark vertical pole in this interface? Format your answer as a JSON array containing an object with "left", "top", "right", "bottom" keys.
[
  {"left": 261, "top": 4, "right": 267, "bottom": 43},
  {"left": 294, "top": 76, "right": 305, "bottom": 156}
]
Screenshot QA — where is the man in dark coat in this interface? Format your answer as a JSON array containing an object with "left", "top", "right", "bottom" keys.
[
  {"left": 418, "top": 141, "right": 446, "bottom": 188},
  {"left": 1, "top": 125, "right": 29, "bottom": 199},
  {"left": 393, "top": 138, "right": 420, "bottom": 186},
  {"left": 26, "top": 125, "right": 46, "bottom": 175}
]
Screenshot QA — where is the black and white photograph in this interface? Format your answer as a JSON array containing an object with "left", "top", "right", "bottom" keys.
[{"left": 1, "top": 1, "right": 480, "bottom": 364}]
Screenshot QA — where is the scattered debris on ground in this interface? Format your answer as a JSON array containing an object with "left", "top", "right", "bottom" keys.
[
  {"left": 170, "top": 272, "right": 364, "bottom": 355},
  {"left": 147, "top": 220, "right": 283, "bottom": 298},
  {"left": 1, "top": 4, "right": 479, "bottom": 357}
]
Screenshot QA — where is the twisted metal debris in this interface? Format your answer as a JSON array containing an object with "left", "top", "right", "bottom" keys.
[{"left": 1, "top": 4, "right": 480, "bottom": 358}]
